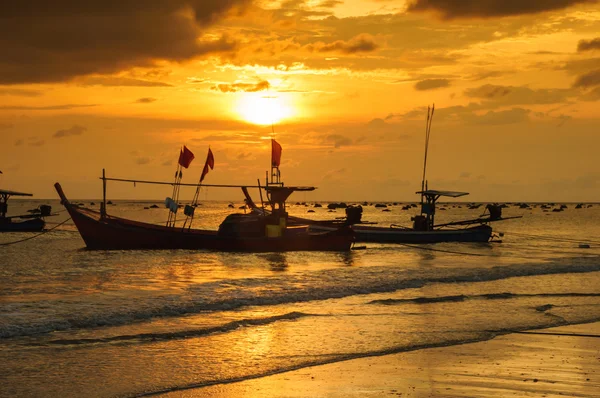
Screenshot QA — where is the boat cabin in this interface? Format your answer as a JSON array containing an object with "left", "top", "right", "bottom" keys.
[{"left": 413, "top": 189, "right": 469, "bottom": 231}]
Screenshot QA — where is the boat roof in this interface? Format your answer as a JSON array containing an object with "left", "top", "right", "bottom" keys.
[
  {"left": 265, "top": 186, "right": 316, "bottom": 204},
  {"left": 416, "top": 190, "right": 469, "bottom": 198},
  {"left": 0, "top": 189, "right": 33, "bottom": 197}
]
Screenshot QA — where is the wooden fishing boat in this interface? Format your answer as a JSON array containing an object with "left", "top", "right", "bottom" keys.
[
  {"left": 244, "top": 188, "right": 504, "bottom": 243},
  {"left": 54, "top": 183, "right": 354, "bottom": 252},
  {"left": 0, "top": 189, "right": 52, "bottom": 232}
]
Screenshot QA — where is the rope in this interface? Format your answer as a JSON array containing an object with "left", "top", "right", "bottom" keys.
[
  {"left": 498, "top": 230, "right": 600, "bottom": 245},
  {"left": 0, "top": 217, "right": 72, "bottom": 246},
  {"left": 393, "top": 242, "right": 598, "bottom": 258},
  {"left": 394, "top": 242, "right": 492, "bottom": 257}
]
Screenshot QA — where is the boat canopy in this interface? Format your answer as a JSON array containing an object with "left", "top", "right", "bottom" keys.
[
  {"left": 0, "top": 189, "right": 33, "bottom": 197},
  {"left": 265, "top": 186, "right": 315, "bottom": 205},
  {"left": 415, "top": 190, "right": 469, "bottom": 198}
]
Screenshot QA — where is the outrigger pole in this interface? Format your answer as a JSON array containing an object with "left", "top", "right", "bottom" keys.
[{"left": 99, "top": 176, "right": 263, "bottom": 189}]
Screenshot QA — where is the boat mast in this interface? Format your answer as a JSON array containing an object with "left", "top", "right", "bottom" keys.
[
  {"left": 101, "top": 169, "right": 107, "bottom": 219},
  {"left": 421, "top": 104, "right": 434, "bottom": 205}
]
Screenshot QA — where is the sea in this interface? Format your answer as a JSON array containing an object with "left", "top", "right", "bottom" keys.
[{"left": 1, "top": 198, "right": 600, "bottom": 397}]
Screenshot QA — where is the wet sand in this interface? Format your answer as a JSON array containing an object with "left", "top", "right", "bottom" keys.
[{"left": 162, "top": 322, "right": 600, "bottom": 397}]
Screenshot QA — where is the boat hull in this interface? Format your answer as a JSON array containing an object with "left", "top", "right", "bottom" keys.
[
  {"left": 292, "top": 217, "right": 492, "bottom": 243},
  {"left": 0, "top": 218, "right": 45, "bottom": 232},
  {"left": 344, "top": 224, "right": 492, "bottom": 243},
  {"left": 55, "top": 184, "right": 353, "bottom": 252}
]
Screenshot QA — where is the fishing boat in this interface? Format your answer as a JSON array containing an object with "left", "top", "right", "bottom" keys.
[
  {"left": 244, "top": 188, "right": 505, "bottom": 243},
  {"left": 54, "top": 145, "right": 353, "bottom": 252},
  {"left": 244, "top": 106, "right": 520, "bottom": 244},
  {"left": 0, "top": 189, "right": 53, "bottom": 232}
]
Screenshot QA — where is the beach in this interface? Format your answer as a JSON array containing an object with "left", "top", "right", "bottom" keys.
[{"left": 185, "top": 323, "right": 600, "bottom": 398}]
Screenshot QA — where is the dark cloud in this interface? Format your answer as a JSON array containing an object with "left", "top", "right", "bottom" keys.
[
  {"left": 414, "top": 79, "right": 451, "bottom": 90},
  {"left": 307, "top": 34, "right": 379, "bottom": 54},
  {"left": 75, "top": 76, "right": 172, "bottom": 87},
  {"left": 28, "top": 137, "right": 46, "bottom": 147},
  {"left": 577, "top": 37, "right": 600, "bottom": 52},
  {"left": 1, "top": 122, "right": 14, "bottom": 130},
  {"left": 211, "top": 80, "right": 270, "bottom": 93},
  {"left": 237, "top": 152, "right": 252, "bottom": 160},
  {"left": 134, "top": 97, "right": 157, "bottom": 104},
  {"left": 0, "top": 0, "right": 248, "bottom": 84},
  {"left": 406, "top": 0, "right": 596, "bottom": 19},
  {"left": 581, "top": 86, "right": 600, "bottom": 101},
  {"left": 464, "top": 84, "right": 574, "bottom": 105},
  {"left": 470, "top": 108, "right": 530, "bottom": 125},
  {"left": 573, "top": 69, "right": 600, "bottom": 88},
  {"left": 326, "top": 134, "right": 352, "bottom": 148},
  {"left": 53, "top": 125, "right": 87, "bottom": 138},
  {"left": 14, "top": 139, "right": 23, "bottom": 146}
]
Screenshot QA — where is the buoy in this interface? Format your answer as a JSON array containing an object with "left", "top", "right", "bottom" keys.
[{"left": 579, "top": 244, "right": 591, "bottom": 249}]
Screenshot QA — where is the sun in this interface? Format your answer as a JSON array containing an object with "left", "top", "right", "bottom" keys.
[{"left": 236, "top": 93, "right": 293, "bottom": 125}]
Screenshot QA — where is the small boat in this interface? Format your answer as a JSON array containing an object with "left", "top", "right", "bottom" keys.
[{"left": 0, "top": 189, "right": 53, "bottom": 232}]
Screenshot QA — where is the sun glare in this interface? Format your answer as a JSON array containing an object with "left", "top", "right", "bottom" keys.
[{"left": 237, "top": 93, "right": 293, "bottom": 125}]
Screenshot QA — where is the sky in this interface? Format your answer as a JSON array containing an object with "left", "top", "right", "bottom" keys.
[{"left": 1, "top": 0, "right": 599, "bottom": 202}]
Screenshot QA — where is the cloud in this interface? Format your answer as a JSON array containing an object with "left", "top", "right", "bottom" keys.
[
  {"left": 580, "top": 86, "right": 600, "bottom": 101},
  {"left": 27, "top": 137, "right": 46, "bottom": 147},
  {"left": 464, "top": 84, "right": 574, "bottom": 105},
  {"left": 53, "top": 125, "right": 87, "bottom": 138},
  {"left": 75, "top": 76, "right": 172, "bottom": 87},
  {"left": 577, "top": 37, "right": 600, "bottom": 52},
  {"left": 322, "top": 167, "right": 347, "bottom": 181},
  {"left": 573, "top": 69, "right": 600, "bottom": 88},
  {"left": 0, "top": 0, "right": 248, "bottom": 84},
  {"left": 470, "top": 108, "right": 531, "bottom": 125},
  {"left": 0, "top": 104, "right": 97, "bottom": 110},
  {"left": 211, "top": 80, "right": 270, "bottom": 93},
  {"left": 0, "top": 88, "right": 43, "bottom": 97},
  {"left": 134, "top": 97, "right": 157, "bottom": 104},
  {"left": 414, "top": 79, "right": 451, "bottom": 90},
  {"left": 14, "top": 139, "right": 23, "bottom": 146},
  {"left": 135, "top": 157, "right": 152, "bottom": 165},
  {"left": 406, "top": 0, "right": 596, "bottom": 19},
  {"left": 326, "top": 134, "right": 352, "bottom": 148},
  {"left": 1, "top": 122, "right": 14, "bottom": 130},
  {"left": 307, "top": 34, "right": 379, "bottom": 54}
]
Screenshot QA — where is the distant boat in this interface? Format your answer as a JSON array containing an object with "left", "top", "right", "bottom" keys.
[{"left": 0, "top": 189, "right": 53, "bottom": 232}]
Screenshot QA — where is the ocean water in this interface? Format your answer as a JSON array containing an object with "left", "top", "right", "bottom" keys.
[{"left": 1, "top": 199, "right": 600, "bottom": 397}]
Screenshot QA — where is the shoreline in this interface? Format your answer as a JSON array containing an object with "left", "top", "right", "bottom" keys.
[{"left": 160, "top": 322, "right": 600, "bottom": 397}]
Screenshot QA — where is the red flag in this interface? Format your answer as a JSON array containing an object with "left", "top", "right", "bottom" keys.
[
  {"left": 200, "top": 148, "right": 215, "bottom": 182},
  {"left": 178, "top": 145, "right": 195, "bottom": 169},
  {"left": 271, "top": 139, "right": 282, "bottom": 167}
]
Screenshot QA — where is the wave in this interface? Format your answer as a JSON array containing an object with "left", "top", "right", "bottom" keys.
[
  {"left": 40, "top": 311, "right": 311, "bottom": 346},
  {"left": 2, "top": 259, "right": 600, "bottom": 339},
  {"left": 369, "top": 292, "right": 600, "bottom": 305}
]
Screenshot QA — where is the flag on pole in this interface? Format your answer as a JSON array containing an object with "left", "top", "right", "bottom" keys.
[
  {"left": 271, "top": 139, "right": 282, "bottom": 167},
  {"left": 200, "top": 148, "right": 215, "bottom": 183},
  {"left": 178, "top": 145, "right": 195, "bottom": 168}
]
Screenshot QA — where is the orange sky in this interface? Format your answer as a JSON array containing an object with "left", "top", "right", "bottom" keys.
[{"left": 1, "top": 0, "right": 599, "bottom": 202}]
